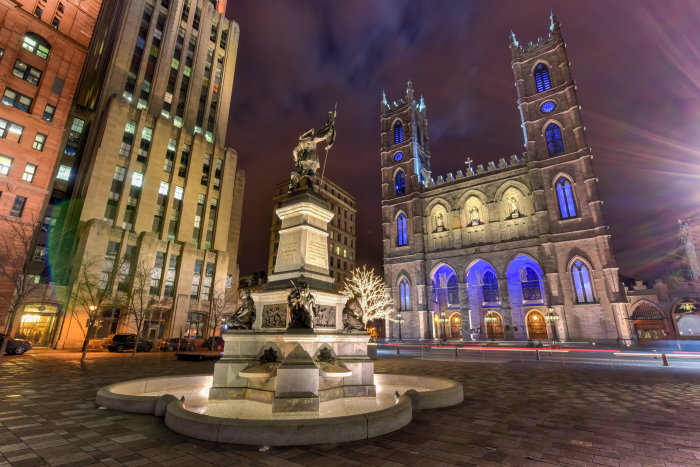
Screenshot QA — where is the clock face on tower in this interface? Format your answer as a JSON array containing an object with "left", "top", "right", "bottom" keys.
[
  {"left": 540, "top": 101, "right": 556, "bottom": 113},
  {"left": 393, "top": 152, "right": 404, "bottom": 162}
]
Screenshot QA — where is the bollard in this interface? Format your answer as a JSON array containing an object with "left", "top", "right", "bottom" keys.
[
  {"left": 653, "top": 350, "right": 658, "bottom": 360},
  {"left": 454, "top": 347, "right": 459, "bottom": 359},
  {"left": 662, "top": 353, "right": 669, "bottom": 367},
  {"left": 396, "top": 345, "right": 400, "bottom": 355},
  {"left": 535, "top": 349, "right": 541, "bottom": 361}
]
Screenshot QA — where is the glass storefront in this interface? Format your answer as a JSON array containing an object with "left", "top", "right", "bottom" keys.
[{"left": 17, "top": 304, "right": 59, "bottom": 347}]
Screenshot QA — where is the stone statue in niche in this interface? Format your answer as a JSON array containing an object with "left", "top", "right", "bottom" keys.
[
  {"left": 227, "top": 288, "right": 256, "bottom": 329},
  {"left": 289, "top": 105, "right": 336, "bottom": 192},
  {"left": 507, "top": 194, "right": 520, "bottom": 218},
  {"left": 434, "top": 212, "right": 446, "bottom": 232},
  {"left": 469, "top": 206, "right": 481, "bottom": 226},
  {"left": 287, "top": 281, "right": 316, "bottom": 329},
  {"left": 343, "top": 297, "right": 365, "bottom": 332}
]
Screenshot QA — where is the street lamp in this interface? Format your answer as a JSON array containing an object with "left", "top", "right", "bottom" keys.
[
  {"left": 396, "top": 311, "right": 404, "bottom": 341},
  {"left": 439, "top": 311, "right": 449, "bottom": 343},
  {"left": 545, "top": 306, "right": 560, "bottom": 343},
  {"left": 87, "top": 305, "right": 98, "bottom": 338}
]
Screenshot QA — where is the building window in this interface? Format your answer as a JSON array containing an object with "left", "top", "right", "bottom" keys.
[
  {"left": 545, "top": 123, "right": 565, "bottom": 156},
  {"left": 191, "top": 260, "right": 202, "bottom": 298},
  {"left": 393, "top": 120, "right": 404, "bottom": 144},
  {"left": 56, "top": 164, "right": 71, "bottom": 181},
  {"left": 12, "top": 60, "right": 42, "bottom": 85},
  {"left": 397, "top": 213, "right": 408, "bottom": 246},
  {"left": 174, "top": 185, "right": 184, "bottom": 200},
  {"left": 0, "top": 119, "right": 23, "bottom": 143},
  {"left": 22, "top": 163, "right": 37, "bottom": 182},
  {"left": 42, "top": 104, "right": 56, "bottom": 121},
  {"left": 21, "top": 33, "right": 51, "bottom": 59},
  {"left": 521, "top": 267, "right": 542, "bottom": 301},
  {"left": 164, "top": 138, "right": 176, "bottom": 172},
  {"left": 534, "top": 63, "right": 551, "bottom": 93},
  {"left": 178, "top": 144, "right": 191, "bottom": 177},
  {"left": 163, "top": 255, "right": 178, "bottom": 297},
  {"left": 399, "top": 279, "right": 410, "bottom": 311},
  {"left": 96, "top": 308, "right": 120, "bottom": 339},
  {"left": 137, "top": 127, "right": 152, "bottom": 163},
  {"left": 556, "top": 177, "right": 577, "bottom": 219},
  {"left": 51, "top": 16, "right": 60, "bottom": 29},
  {"left": 34, "top": 6, "right": 43, "bottom": 18},
  {"left": 481, "top": 271, "right": 499, "bottom": 303},
  {"left": 120, "top": 120, "right": 136, "bottom": 157},
  {"left": 32, "top": 133, "right": 46, "bottom": 151},
  {"left": 131, "top": 171, "right": 143, "bottom": 187},
  {"left": 447, "top": 275, "right": 459, "bottom": 305},
  {"left": 2, "top": 88, "right": 33, "bottom": 112},
  {"left": 10, "top": 196, "right": 26, "bottom": 217},
  {"left": 0, "top": 155, "right": 12, "bottom": 175},
  {"left": 395, "top": 170, "right": 406, "bottom": 196},
  {"left": 572, "top": 260, "right": 595, "bottom": 303}
]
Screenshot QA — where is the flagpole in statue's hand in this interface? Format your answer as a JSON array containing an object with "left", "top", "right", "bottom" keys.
[{"left": 320, "top": 103, "right": 337, "bottom": 185}]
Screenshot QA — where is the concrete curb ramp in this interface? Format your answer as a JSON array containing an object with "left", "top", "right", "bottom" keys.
[{"left": 95, "top": 373, "right": 463, "bottom": 446}]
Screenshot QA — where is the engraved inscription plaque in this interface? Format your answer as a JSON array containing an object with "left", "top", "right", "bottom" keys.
[
  {"left": 262, "top": 304, "right": 287, "bottom": 328},
  {"left": 306, "top": 234, "right": 328, "bottom": 269},
  {"left": 314, "top": 305, "right": 336, "bottom": 328}
]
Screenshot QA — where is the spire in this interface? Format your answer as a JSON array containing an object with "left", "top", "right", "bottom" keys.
[
  {"left": 406, "top": 79, "right": 414, "bottom": 101},
  {"left": 418, "top": 95, "right": 425, "bottom": 112},
  {"left": 381, "top": 90, "right": 389, "bottom": 111},
  {"left": 549, "top": 11, "right": 561, "bottom": 38},
  {"left": 510, "top": 30, "right": 519, "bottom": 47}
]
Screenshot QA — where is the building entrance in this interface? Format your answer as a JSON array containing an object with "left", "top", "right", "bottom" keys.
[
  {"left": 526, "top": 310, "right": 548, "bottom": 339},
  {"left": 17, "top": 304, "right": 59, "bottom": 346}
]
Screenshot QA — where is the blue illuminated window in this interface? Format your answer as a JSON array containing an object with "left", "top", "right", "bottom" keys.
[
  {"left": 393, "top": 152, "right": 403, "bottom": 162},
  {"left": 397, "top": 213, "right": 408, "bottom": 246},
  {"left": 393, "top": 121, "right": 404, "bottom": 144},
  {"left": 521, "top": 267, "right": 542, "bottom": 301},
  {"left": 399, "top": 279, "right": 410, "bottom": 311},
  {"left": 556, "top": 177, "right": 577, "bottom": 219},
  {"left": 395, "top": 171, "right": 406, "bottom": 196},
  {"left": 447, "top": 275, "right": 459, "bottom": 305},
  {"left": 481, "top": 271, "right": 499, "bottom": 303},
  {"left": 571, "top": 260, "right": 595, "bottom": 303},
  {"left": 540, "top": 101, "right": 556, "bottom": 113},
  {"left": 545, "top": 123, "right": 565, "bottom": 156},
  {"left": 534, "top": 63, "right": 551, "bottom": 93}
]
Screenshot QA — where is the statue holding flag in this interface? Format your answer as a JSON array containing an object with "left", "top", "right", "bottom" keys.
[{"left": 289, "top": 105, "right": 336, "bottom": 192}]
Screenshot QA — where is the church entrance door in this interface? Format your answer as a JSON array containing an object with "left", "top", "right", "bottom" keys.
[
  {"left": 526, "top": 310, "right": 548, "bottom": 340},
  {"left": 449, "top": 313, "right": 462, "bottom": 339},
  {"left": 486, "top": 312, "right": 504, "bottom": 340}
]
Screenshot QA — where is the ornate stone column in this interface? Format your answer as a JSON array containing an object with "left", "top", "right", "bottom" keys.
[{"left": 498, "top": 277, "right": 515, "bottom": 339}]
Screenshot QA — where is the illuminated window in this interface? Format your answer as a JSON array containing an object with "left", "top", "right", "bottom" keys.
[
  {"left": 131, "top": 171, "right": 143, "bottom": 187},
  {"left": 0, "top": 155, "right": 12, "bottom": 175},
  {"left": 534, "top": 63, "right": 551, "bottom": 92},
  {"left": 545, "top": 123, "right": 565, "bottom": 156},
  {"left": 32, "top": 133, "right": 46, "bottom": 151},
  {"left": 393, "top": 120, "right": 404, "bottom": 144},
  {"left": 21, "top": 33, "right": 51, "bottom": 59},
  {"left": 12, "top": 60, "right": 42, "bottom": 85},
  {"left": 22, "top": 163, "right": 37, "bottom": 182},
  {"left": 174, "top": 186, "right": 184, "bottom": 200},
  {"left": 0, "top": 119, "right": 24, "bottom": 143},
  {"left": 397, "top": 213, "right": 408, "bottom": 246},
  {"left": 481, "top": 271, "right": 499, "bottom": 303},
  {"left": 572, "top": 260, "right": 595, "bottom": 303},
  {"left": 556, "top": 177, "right": 577, "bottom": 219},
  {"left": 399, "top": 279, "right": 410, "bottom": 311},
  {"left": 395, "top": 170, "right": 406, "bottom": 195},
  {"left": 56, "top": 164, "right": 71, "bottom": 181},
  {"left": 2, "top": 88, "right": 33, "bottom": 112},
  {"left": 521, "top": 267, "right": 542, "bottom": 301},
  {"left": 42, "top": 104, "right": 56, "bottom": 121},
  {"left": 159, "top": 181, "right": 169, "bottom": 195}
]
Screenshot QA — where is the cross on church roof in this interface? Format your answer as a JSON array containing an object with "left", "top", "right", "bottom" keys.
[{"left": 464, "top": 158, "right": 473, "bottom": 171}]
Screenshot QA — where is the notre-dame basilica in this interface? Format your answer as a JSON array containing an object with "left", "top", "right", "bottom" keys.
[{"left": 381, "top": 16, "right": 632, "bottom": 345}]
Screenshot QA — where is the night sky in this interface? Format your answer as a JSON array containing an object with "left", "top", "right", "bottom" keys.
[{"left": 226, "top": 1, "right": 700, "bottom": 280}]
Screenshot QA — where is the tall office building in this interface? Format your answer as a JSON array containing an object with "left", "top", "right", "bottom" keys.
[
  {"left": 267, "top": 178, "right": 356, "bottom": 288},
  {"left": 0, "top": 0, "right": 102, "bottom": 335},
  {"left": 10, "top": 0, "right": 244, "bottom": 348}
]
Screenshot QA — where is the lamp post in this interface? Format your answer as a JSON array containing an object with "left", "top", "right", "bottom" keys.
[
  {"left": 396, "top": 311, "right": 404, "bottom": 341},
  {"left": 439, "top": 311, "right": 449, "bottom": 343},
  {"left": 545, "top": 306, "right": 560, "bottom": 343}
]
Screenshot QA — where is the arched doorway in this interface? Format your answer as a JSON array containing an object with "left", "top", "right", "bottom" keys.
[
  {"left": 673, "top": 299, "right": 700, "bottom": 340},
  {"left": 449, "top": 312, "right": 462, "bottom": 339},
  {"left": 526, "top": 310, "right": 548, "bottom": 339},
  {"left": 630, "top": 302, "right": 670, "bottom": 342},
  {"left": 485, "top": 311, "right": 504, "bottom": 339}
]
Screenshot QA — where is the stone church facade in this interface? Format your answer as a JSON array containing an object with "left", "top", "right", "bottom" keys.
[{"left": 381, "top": 17, "right": 632, "bottom": 345}]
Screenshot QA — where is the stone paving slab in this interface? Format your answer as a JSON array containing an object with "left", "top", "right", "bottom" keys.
[{"left": 2, "top": 352, "right": 700, "bottom": 466}]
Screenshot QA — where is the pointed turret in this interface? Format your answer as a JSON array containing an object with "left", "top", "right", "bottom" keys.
[
  {"left": 549, "top": 11, "right": 562, "bottom": 38},
  {"left": 406, "top": 80, "right": 414, "bottom": 102},
  {"left": 381, "top": 90, "right": 389, "bottom": 112}
]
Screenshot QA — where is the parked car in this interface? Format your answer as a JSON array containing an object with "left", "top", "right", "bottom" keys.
[
  {"left": 159, "top": 338, "right": 196, "bottom": 351},
  {"left": 0, "top": 333, "right": 32, "bottom": 355},
  {"left": 202, "top": 336, "right": 224, "bottom": 351},
  {"left": 104, "top": 334, "right": 153, "bottom": 353}
]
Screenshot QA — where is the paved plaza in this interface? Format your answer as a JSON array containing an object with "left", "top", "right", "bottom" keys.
[{"left": 2, "top": 352, "right": 700, "bottom": 466}]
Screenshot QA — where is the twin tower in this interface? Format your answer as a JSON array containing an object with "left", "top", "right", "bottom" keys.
[{"left": 379, "top": 16, "right": 631, "bottom": 344}]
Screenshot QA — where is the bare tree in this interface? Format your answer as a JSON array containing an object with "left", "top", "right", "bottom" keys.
[
  {"left": 123, "top": 258, "right": 159, "bottom": 358},
  {"left": 341, "top": 265, "right": 394, "bottom": 325},
  {"left": 68, "top": 255, "right": 124, "bottom": 363},
  {"left": 0, "top": 215, "right": 42, "bottom": 360},
  {"left": 206, "top": 280, "right": 235, "bottom": 342}
]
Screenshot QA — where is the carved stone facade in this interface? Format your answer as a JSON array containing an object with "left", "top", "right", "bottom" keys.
[{"left": 381, "top": 17, "right": 632, "bottom": 345}]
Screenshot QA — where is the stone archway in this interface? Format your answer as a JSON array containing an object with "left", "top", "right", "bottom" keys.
[
  {"left": 525, "top": 310, "right": 548, "bottom": 340},
  {"left": 485, "top": 311, "right": 504, "bottom": 339},
  {"left": 449, "top": 312, "right": 462, "bottom": 339}
]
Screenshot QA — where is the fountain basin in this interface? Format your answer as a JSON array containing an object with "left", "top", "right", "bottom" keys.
[{"left": 96, "top": 373, "right": 463, "bottom": 445}]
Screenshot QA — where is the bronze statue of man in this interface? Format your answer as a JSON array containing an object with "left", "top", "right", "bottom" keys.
[
  {"left": 287, "top": 281, "right": 316, "bottom": 329},
  {"left": 289, "top": 106, "right": 336, "bottom": 191},
  {"left": 227, "top": 288, "right": 256, "bottom": 329}
]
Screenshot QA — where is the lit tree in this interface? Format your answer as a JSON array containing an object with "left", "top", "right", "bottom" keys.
[
  {"left": 341, "top": 265, "right": 393, "bottom": 325},
  {"left": 0, "top": 215, "right": 42, "bottom": 360}
]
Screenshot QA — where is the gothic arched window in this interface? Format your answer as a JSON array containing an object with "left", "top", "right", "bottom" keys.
[
  {"left": 399, "top": 279, "right": 410, "bottom": 311},
  {"left": 397, "top": 213, "right": 408, "bottom": 246},
  {"left": 395, "top": 171, "right": 406, "bottom": 196},
  {"left": 447, "top": 275, "right": 459, "bottom": 305},
  {"left": 481, "top": 271, "right": 499, "bottom": 303},
  {"left": 571, "top": 260, "right": 595, "bottom": 303},
  {"left": 521, "top": 267, "right": 542, "bottom": 301},
  {"left": 545, "top": 123, "right": 565, "bottom": 156},
  {"left": 534, "top": 63, "right": 552, "bottom": 93},
  {"left": 556, "top": 177, "right": 577, "bottom": 219},
  {"left": 393, "top": 121, "right": 404, "bottom": 144}
]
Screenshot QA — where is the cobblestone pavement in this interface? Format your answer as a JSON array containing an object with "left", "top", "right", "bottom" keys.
[{"left": 2, "top": 352, "right": 700, "bottom": 467}]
